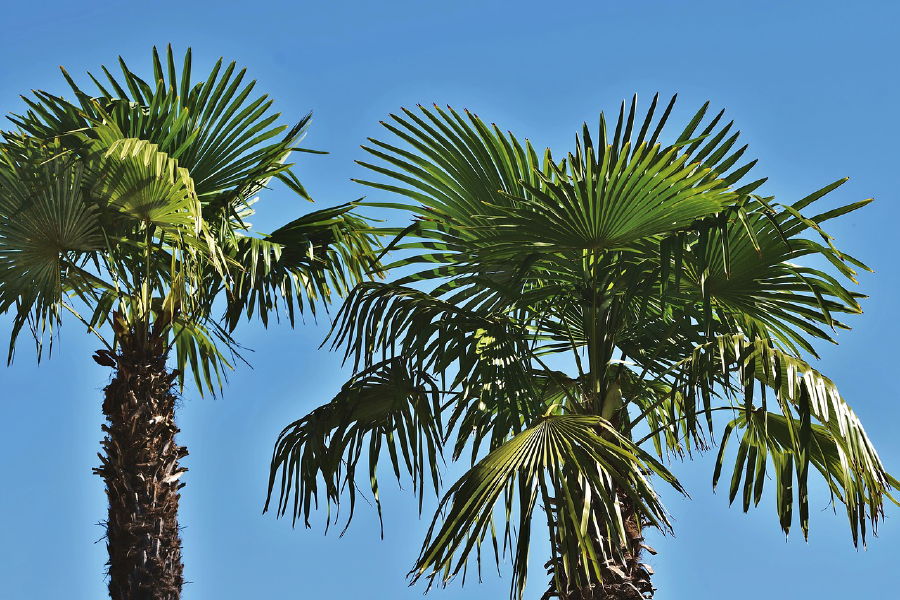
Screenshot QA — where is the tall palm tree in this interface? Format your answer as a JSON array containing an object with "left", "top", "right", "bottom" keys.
[
  {"left": 265, "top": 97, "right": 897, "bottom": 600},
  {"left": 0, "top": 46, "right": 377, "bottom": 600}
]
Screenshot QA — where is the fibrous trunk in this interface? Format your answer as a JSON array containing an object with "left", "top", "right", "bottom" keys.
[
  {"left": 544, "top": 490, "right": 654, "bottom": 600},
  {"left": 93, "top": 332, "right": 186, "bottom": 600}
]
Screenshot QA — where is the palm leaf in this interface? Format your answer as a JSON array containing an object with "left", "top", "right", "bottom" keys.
[
  {"left": 672, "top": 334, "right": 895, "bottom": 545},
  {"left": 11, "top": 45, "right": 312, "bottom": 213},
  {"left": 223, "top": 202, "right": 379, "bottom": 330},
  {"left": 411, "top": 414, "right": 683, "bottom": 598},
  {"left": 265, "top": 358, "right": 443, "bottom": 533},
  {"left": 0, "top": 139, "right": 103, "bottom": 360}
]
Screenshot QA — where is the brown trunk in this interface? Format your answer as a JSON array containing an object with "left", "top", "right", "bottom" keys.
[
  {"left": 93, "top": 331, "right": 186, "bottom": 600},
  {"left": 544, "top": 490, "right": 655, "bottom": 600}
]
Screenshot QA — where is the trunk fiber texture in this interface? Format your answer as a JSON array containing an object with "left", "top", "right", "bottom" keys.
[{"left": 93, "top": 334, "right": 186, "bottom": 600}]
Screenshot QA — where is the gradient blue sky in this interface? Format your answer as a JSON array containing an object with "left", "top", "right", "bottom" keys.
[{"left": 1, "top": 1, "right": 898, "bottom": 598}]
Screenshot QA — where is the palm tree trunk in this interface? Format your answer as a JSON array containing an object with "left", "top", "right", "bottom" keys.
[
  {"left": 593, "top": 491, "right": 654, "bottom": 600},
  {"left": 93, "top": 332, "right": 186, "bottom": 600},
  {"left": 544, "top": 489, "right": 655, "bottom": 600}
]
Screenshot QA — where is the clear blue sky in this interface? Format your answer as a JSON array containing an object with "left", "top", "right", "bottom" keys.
[{"left": 1, "top": 1, "right": 898, "bottom": 598}]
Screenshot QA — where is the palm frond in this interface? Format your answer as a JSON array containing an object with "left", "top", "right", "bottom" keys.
[
  {"left": 670, "top": 334, "right": 895, "bottom": 545},
  {"left": 223, "top": 202, "right": 379, "bottom": 330},
  {"left": 265, "top": 358, "right": 443, "bottom": 533},
  {"left": 0, "top": 138, "right": 103, "bottom": 360},
  {"left": 10, "top": 45, "right": 312, "bottom": 215},
  {"left": 411, "top": 415, "right": 683, "bottom": 599}
]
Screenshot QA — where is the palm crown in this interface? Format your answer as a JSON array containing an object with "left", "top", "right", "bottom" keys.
[
  {"left": 266, "top": 96, "right": 896, "bottom": 599},
  {"left": 1, "top": 46, "right": 377, "bottom": 392}
]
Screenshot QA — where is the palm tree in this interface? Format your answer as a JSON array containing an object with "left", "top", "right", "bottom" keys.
[
  {"left": 265, "top": 97, "right": 897, "bottom": 600},
  {"left": 0, "top": 46, "right": 377, "bottom": 600}
]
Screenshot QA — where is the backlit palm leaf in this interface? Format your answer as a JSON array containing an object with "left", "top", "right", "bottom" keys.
[
  {"left": 90, "top": 136, "right": 201, "bottom": 232},
  {"left": 11, "top": 45, "right": 312, "bottom": 210},
  {"left": 667, "top": 334, "right": 895, "bottom": 544}
]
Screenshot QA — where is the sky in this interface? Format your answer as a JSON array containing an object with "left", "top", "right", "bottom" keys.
[{"left": 1, "top": 1, "right": 898, "bottom": 598}]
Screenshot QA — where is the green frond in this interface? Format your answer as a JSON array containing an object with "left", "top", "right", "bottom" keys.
[
  {"left": 670, "top": 334, "right": 894, "bottom": 545},
  {"left": 11, "top": 45, "right": 312, "bottom": 217},
  {"left": 683, "top": 190, "right": 867, "bottom": 356},
  {"left": 170, "top": 314, "right": 235, "bottom": 397},
  {"left": 0, "top": 139, "right": 103, "bottom": 360},
  {"left": 714, "top": 409, "right": 898, "bottom": 547},
  {"left": 265, "top": 358, "right": 444, "bottom": 534},
  {"left": 223, "top": 202, "right": 380, "bottom": 331},
  {"left": 411, "top": 415, "right": 683, "bottom": 599},
  {"left": 89, "top": 136, "right": 201, "bottom": 233}
]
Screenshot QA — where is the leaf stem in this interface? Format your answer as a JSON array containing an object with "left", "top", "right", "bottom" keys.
[{"left": 62, "top": 300, "right": 113, "bottom": 352}]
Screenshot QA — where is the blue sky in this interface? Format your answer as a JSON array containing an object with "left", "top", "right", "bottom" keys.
[{"left": 1, "top": 1, "right": 898, "bottom": 598}]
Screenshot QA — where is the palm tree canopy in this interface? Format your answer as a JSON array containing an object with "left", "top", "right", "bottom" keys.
[
  {"left": 0, "top": 46, "right": 379, "bottom": 394},
  {"left": 266, "top": 96, "right": 897, "bottom": 599}
]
